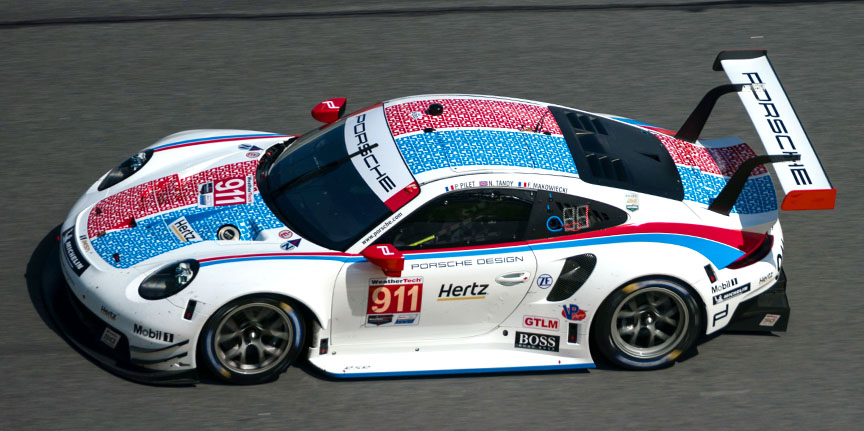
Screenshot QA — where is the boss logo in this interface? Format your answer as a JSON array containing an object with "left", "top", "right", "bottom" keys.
[{"left": 514, "top": 331, "right": 559, "bottom": 352}]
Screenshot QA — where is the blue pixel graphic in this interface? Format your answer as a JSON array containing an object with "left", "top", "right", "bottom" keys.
[
  {"left": 91, "top": 194, "right": 285, "bottom": 268},
  {"left": 395, "top": 130, "right": 578, "bottom": 175},
  {"left": 677, "top": 166, "right": 777, "bottom": 214}
]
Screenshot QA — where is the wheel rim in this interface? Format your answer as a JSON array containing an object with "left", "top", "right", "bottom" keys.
[
  {"left": 213, "top": 302, "right": 294, "bottom": 375},
  {"left": 610, "top": 286, "right": 689, "bottom": 359}
]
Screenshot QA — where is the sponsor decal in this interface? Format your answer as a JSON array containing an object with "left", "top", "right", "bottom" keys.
[
  {"left": 409, "top": 255, "right": 524, "bottom": 270},
  {"left": 280, "top": 238, "right": 301, "bottom": 251},
  {"left": 437, "top": 282, "right": 488, "bottom": 301},
  {"left": 344, "top": 365, "right": 371, "bottom": 370},
  {"left": 238, "top": 143, "right": 264, "bottom": 151},
  {"left": 523, "top": 315, "right": 559, "bottom": 331},
  {"left": 711, "top": 278, "right": 738, "bottom": 294},
  {"left": 759, "top": 271, "right": 775, "bottom": 288},
  {"left": 625, "top": 193, "right": 639, "bottom": 212},
  {"left": 712, "top": 283, "right": 751, "bottom": 305},
  {"left": 742, "top": 73, "right": 812, "bottom": 186},
  {"left": 366, "top": 277, "right": 422, "bottom": 327},
  {"left": 514, "top": 331, "right": 560, "bottom": 352},
  {"left": 99, "top": 306, "right": 117, "bottom": 321},
  {"left": 169, "top": 216, "right": 202, "bottom": 242},
  {"left": 394, "top": 313, "right": 419, "bottom": 325},
  {"left": 100, "top": 327, "right": 120, "bottom": 349},
  {"left": 246, "top": 152, "right": 260, "bottom": 158},
  {"left": 278, "top": 230, "right": 293, "bottom": 239},
  {"left": 78, "top": 234, "right": 91, "bottom": 252},
  {"left": 367, "top": 314, "right": 393, "bottom": 326},
  {"left": 712, "top": 304, "right": 729, "bottom": 327},
  {"left": 536, "top": 274, "right": 553, "bottom": 289},
  {"left": 561, "top": 304, "right": 586, "bottom": 321},
  {"left": 61, "top": 227, "right": 89, "bottom": 276},
  {"left": 349, "top": 113, "right": 395, "bottom": 193},
  {"left": 198, "top": 182, "right": 214, "bottom": 207},
  {"left": 759, "top": 314, "right": 781, "bottom": 327},
  {"left": 360, "top": 211, "right": 404, "bottom": 245},
  {"left": 409, "top": 111, "right": 423, "bottom": 119},
  {"left": 133, "top": 324, "right": 175, "bottom": 342}
]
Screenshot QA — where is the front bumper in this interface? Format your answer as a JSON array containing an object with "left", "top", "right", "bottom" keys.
[
  {"left": 43, "top": 272, "right": 199, "bottom": 385},
  {"left": 49, "top": 235, "right": 199, "bottom": 385}
]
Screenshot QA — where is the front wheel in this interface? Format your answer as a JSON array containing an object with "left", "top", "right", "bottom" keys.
[
  {"left": 592, "top": 279, "right": 701, "bottom": 370},
  {"left": 199, "top": 297, "right": 305, "bottom": 384}
]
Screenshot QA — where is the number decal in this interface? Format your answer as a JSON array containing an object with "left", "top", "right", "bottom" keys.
[
  {"left": 213, "top": 176, "right": 252, "bottom": 206},
  {"left": 366, "top": 278, "right": 423, "bottom": 315}
]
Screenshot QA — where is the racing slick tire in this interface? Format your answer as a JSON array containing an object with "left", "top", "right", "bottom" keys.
[
  {"left": 592, "top": 278, "right": 701, "bottom": 370},
  {"left": 199, "top": 296, "right": 306, "bottom": 384}
]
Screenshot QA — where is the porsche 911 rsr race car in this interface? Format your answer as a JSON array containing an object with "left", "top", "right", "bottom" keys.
[{"left": 53, "top": 50, "right": 834, "bottom": 384}]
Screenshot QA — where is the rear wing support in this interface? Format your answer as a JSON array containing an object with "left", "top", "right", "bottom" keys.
[
  {"left": 709, "top": 154, "right": 799, "bottom": 215},
  {"left": 680, "top": 50, "right": 836, "bottom": 211}
]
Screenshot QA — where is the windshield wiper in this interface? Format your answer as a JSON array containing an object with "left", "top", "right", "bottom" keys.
[{"left": 269, "top": 143, "right": 379, "bottom": 197}]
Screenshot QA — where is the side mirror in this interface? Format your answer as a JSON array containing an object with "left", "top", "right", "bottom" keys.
[
  {"left": 361, "top": 244, "right": 404, "bottom": 277},
  {"left": 311, "top": 98, "right": 347, "bottom": 124}
]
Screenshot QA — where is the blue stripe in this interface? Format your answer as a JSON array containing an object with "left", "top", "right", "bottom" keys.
[
  {"left": 530, "top": 233, "right": 744, "bottom": 268},
  {"left": 611, "top": 117, "right": 663, "bottom": 129},
  {"left": 329, "top": 362, "right": 594, "bottom": 378},
  {"left": 152, "top": 134, "right": 282, "bottom": 150},
  {"left": 395, "top": 129, "right": 578, "bottom": 175}
]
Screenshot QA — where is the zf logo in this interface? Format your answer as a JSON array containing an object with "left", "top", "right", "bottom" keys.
[{"left": 536, "top": 274, "right": 553, "bottom": 289}]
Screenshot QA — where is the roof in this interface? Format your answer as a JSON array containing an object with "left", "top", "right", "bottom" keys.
[{"left": 382, "top": 95, "right": 578, "bottom": 177}]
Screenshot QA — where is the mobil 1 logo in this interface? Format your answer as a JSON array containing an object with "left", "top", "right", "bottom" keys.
[{"left": 514, "top": 331, "right": 560, "bottom": 352}]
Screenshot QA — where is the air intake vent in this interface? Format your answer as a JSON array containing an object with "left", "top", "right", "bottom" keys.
[{"left": 546, "top": 254, "right": 597, "bottom": 302}]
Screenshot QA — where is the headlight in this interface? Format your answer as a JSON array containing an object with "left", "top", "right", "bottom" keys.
[
  {"left": 139, "top": 260, "right": 199, "bottom": 300},
  {"left": 98, "top": 149, "right": 153, "bottom": 191}
]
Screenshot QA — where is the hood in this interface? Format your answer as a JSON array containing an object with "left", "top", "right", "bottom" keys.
[{"left": 84, "top": 131, "right": 307, "bottom": 269}]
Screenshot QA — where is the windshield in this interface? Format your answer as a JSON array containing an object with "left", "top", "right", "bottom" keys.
[{"left": 262, "top": 109, "right": 418, "bottom": 251}]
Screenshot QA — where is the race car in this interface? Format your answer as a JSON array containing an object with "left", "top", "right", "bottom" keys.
[{"left": 53, "top": 50, "right": 834, "bottom": 385}]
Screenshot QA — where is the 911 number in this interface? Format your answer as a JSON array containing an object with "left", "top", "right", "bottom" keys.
[
  {"left": 214, "top": 177, "right": 248, "bottom": 206},
  {"left": 367, "top": 283, "right": 422, "bottom": 315}
]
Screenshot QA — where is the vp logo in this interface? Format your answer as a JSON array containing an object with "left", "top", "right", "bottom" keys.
[
  {"left": 561, "top": 304, "right": 586, "bottom": 321},
  {"left": 536, "top": 274, "right": 553, "bottom": 289}
]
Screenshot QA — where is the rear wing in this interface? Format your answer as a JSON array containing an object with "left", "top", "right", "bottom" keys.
[{"left": 676, "top": 50, "right": 836, "bottom": 213}]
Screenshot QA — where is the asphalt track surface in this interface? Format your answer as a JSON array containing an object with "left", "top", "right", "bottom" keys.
[{"left": 2, "top": 1, "right": 862, "bottom": 429}]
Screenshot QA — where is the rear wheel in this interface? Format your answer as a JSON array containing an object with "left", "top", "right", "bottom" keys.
[
  {"left": 199, "top": 297, "right": 305, "bottom": 384},
  {"left": 593, "top": 279, "right": 701, "bottom": 370}
]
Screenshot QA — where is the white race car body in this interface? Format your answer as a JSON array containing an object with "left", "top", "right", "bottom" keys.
[{"left": 57, "top": 51, "right": 833, "bottom": 382}]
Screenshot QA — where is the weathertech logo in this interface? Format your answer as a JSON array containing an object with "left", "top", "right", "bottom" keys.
[
  {"left": 514, "top": 331, "right": 559, "bottom": 352},
  {"left": 133, "top": 324, "right": 175, "bottom": 342}
]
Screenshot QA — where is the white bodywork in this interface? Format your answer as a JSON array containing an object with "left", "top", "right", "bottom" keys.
[{"left": 60, "top": 69, "right": 819, "bottom": 378}]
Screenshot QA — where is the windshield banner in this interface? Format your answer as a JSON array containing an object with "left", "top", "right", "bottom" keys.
[{"left": 345, "top": 107, "right": 419, "bottom": 211}]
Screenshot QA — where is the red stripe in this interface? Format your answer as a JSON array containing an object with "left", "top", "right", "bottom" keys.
[
  {"left": 384, "top": 182, "right": 420, "bottom": 212},
  {"left": 385, "top": 98, "right": 562, "bottom": 137},
  {"left": 153, "top": 135, "right": 291, "bottom": 152}
]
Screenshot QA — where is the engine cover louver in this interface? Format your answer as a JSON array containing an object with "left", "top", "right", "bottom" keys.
[{"left": 546, "top": 253, "right": 597, "bottom": 302}]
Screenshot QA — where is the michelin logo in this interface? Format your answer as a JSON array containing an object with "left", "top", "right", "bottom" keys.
[
  {"left": 169, "top": 216, "right": 202, "bottom": 242},
  {"left": 712, "top": 283, "right": 751, "bottom": 305}
]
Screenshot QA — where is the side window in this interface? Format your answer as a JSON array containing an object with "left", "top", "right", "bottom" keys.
[
  {"left": 526, "top": 192, "right": 628, "bottom": 240},
  {"left": 376, "top": 189, "right": 535, "bottom": 250}
]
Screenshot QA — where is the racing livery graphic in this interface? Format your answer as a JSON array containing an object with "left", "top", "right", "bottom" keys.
[{"left": 53, "top": 50, "right": 834, "bottom": 385}]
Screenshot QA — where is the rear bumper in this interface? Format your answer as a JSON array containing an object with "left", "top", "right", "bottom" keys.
[
  {"left": 725, "top": 269, "right": 789, "bottom": 332},
  {"left": 43, "top": 268, "right": 198, "bottom": 386}
]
